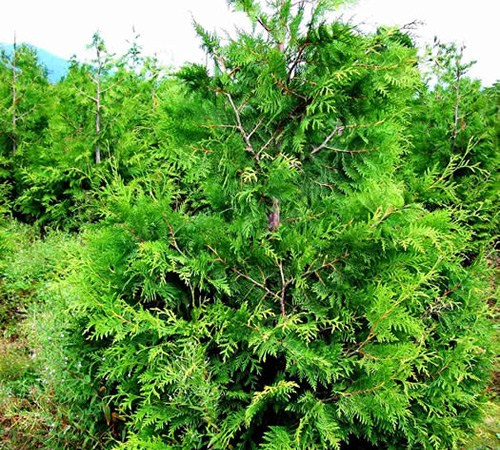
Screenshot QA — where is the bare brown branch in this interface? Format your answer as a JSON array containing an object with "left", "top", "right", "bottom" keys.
[
  {"left": 225, "top": 93, "right": 255, "bottom": 154},
  {"left": 311, "top": 125, "right": 345, "bottom": 155},
  {"left": 278, "top": 261, "right": 287, "bottom": 318}
]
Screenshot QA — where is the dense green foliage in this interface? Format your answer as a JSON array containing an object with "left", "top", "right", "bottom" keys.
[
  {"left": 0, "top": 1, "right": 497, "bottom": 449},
  {"left": 405, "top": 41, "right": 499, "bottom": 251}
]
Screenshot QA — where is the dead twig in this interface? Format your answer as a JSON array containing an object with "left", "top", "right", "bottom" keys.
[
  {"left": 225, "top": 92, "right": 255, "bottom": 154},
  {"left": 311, "top": 125, "right": 345, "bottom": 155},
  {"left": 278, "top": 261, "right": 288, "bottom": 318}
]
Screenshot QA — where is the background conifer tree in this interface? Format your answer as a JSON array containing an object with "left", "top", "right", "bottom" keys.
[
  {"left": 0, "top": 42, "right": 52, "bottom": 216},
  {"left": 405, "top": 40, "right": 499, "bottom": 252}
]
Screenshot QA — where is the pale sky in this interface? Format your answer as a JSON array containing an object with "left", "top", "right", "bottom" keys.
[{"left": 0, "top": 0, "right": 498, "bottom": 85}]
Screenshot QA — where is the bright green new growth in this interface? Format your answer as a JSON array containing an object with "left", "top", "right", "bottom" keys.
[{"left": 53, "top": 1, "right": 492, "bottom": 449}]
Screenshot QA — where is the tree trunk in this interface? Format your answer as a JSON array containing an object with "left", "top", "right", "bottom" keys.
[
  {"left": 11, "top": 35, "right": 17, "bottom": 154},
  {"left": 94, "top": 47, "right": 102, "bottom": 164},
  {"left": 95, "top": 80, "right": 101, "bottom": 164}
]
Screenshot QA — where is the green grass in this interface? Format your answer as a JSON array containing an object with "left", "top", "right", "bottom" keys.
[{"left": 464, "top": 400, "right": 500, "bottom": 450}]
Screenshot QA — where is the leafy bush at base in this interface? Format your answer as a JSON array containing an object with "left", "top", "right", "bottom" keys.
[{"left": 0, "top": 222, "right": 112, "bottom": 449}]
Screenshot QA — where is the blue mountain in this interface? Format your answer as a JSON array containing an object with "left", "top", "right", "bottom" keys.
[{"left": 0, "top": 43, "right": 69, "bottom": 83}]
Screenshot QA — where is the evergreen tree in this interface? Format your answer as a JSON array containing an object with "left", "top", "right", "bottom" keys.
[
  {"left": 0, "top": 42, "right": 51, "bottom": 153},
  {"left": 7, "top": 57, "right": 99, "bottom": 227},
  {"left": 9, "top": 35, "right": 167, "bottom": 228},
  {"left": 0, "top": 42, "right": 53, "bottom": 220},
  {"left": 58, "top": 1, "right": 493, "bottom": 449},
  {"left": 405, "top": 41, "right": 499, "bottom": 251}
]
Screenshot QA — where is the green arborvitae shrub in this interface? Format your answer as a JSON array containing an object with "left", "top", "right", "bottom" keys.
[{"left": 56, "top": 2, "right": 493, "bottom": 449}]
